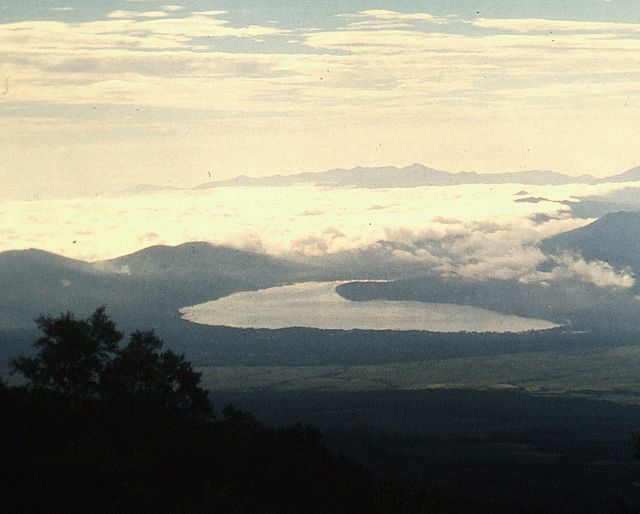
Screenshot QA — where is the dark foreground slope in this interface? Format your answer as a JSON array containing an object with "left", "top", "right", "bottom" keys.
[
  {"left": 2, "top": 387, "right": 452, "bottom": 514},
  {"left": 217, "top": 388, "right": 640, "bottom": 514},
  {"left": 1, "top": 310, "right": 450, "bottom": 514}
]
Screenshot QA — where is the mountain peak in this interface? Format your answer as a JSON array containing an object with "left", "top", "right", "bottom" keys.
[
  {"left": 542, "top": 210, "right": 640, "bottom": 269},
  {"left": 600, "top": 165, "right": 640, "bottom": 183},
  {"left": 404, "top": 162, "right": 429, "bottom": 171},
  {"left": 0, "top": 248, "right": 98, "bottom": 274}
]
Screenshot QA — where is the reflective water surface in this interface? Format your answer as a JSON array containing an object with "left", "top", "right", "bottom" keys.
[{"left": 180, "top": 281, "right": 558, "bottom": 333}]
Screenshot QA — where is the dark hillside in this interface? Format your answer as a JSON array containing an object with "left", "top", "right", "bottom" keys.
[{"left": 541, "top": 211, "right": 640, "bottom": 271}]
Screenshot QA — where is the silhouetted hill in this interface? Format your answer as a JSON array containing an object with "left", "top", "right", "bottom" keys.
[
  {"left": 100, "top": 242, "right": 303, "bottom": 281},
  {"left": 197, "top": 163, "right": 595, "bottom": 189},
  {"left": 0, "top": 248, "right": 98, "bottom": 274},
  {"left": 4, "top": 234, "right": 640, "bottom": 370},
  {"left": 335, "top": 273, "right": 640, "bottom": 331},
  {"left": 0, "top": 243, "right": 309, "bottom": 339},
  {"left": 541, "top": 211, "right": 640, "bottom": 270},
  {"left": 595, "top": 165, "right": 640, "bottom": 184},
  {"left": 0, "top": 249, "right": 118, "bottom": 329}
]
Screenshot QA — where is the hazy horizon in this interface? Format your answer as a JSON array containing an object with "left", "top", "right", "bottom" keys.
[
  {"left": 3, "top": 160, "right": 639, "bottom": 202},
  {"left": 3, "top": 1, "right": 640, "bottom": 198}
]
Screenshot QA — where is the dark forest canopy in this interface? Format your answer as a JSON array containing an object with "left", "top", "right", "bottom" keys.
[
  {"left": 1, "top": 308, "right": 451, "bottom": 513},
  {"left": 10, "top": 307, "right": 211, "bottom": 418}
]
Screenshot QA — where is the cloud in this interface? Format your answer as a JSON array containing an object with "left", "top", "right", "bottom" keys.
[
  {"left": 191, "top": 10, "right": 230, "bottom": 17},
  {"left": 521, "top": 253, "right": 635, "bottom": 289},
  {"left": 5, "top": 7, "right": 640, "bottom": 187},
  {"left": 468, "top": 17, "right": 640, "bottom": 33},
  {"left": 381, "top": 220, "right": 636, "bottom": 289},
  {"left": 138, "top": 231, "right": 159, "bottom": 242},
  {"left": 0, "top": 12, "right": 293, "bottom": 113},
  {"left": 291, "top": 235, "right": 330, "bottom": 255},
  {"left": 342, "top": 20, "right": 413, "bottom": 30},
  {"left": 0, "top": 179, "right": 635, "bottom": 291},
  {"left": 0, "top": 182, "right": 568, "bottom": 259},
  {"left": 339, "top": 9, "right": 451, "bottom": 25},
  {"left": 381, "top": 220, "right": 548, "bottom": 281},
  {"left": 5, "top": 7, "right": 640, "bottom": 118},
  {"left": 137, "top": 11, "right": 171, "bottom": 19},
  {"left": 106, "top": 10, "right": 131, "bottom": 19}
]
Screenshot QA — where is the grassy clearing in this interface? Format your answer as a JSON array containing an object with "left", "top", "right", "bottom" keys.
[{"left": 198, "top": 345, "right": 640, "bottom": 403}]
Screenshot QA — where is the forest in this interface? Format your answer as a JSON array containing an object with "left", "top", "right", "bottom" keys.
[
  {"left": 4, "top": 308, "right": 640, "bottom": 513},
  {"left": 1, "top": 308, "right": 451, "bottom": 513}
]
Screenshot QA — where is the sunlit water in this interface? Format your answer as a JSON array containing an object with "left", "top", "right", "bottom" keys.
[{"left": 180, "top": 281, "right": 559, "bottom": 332}]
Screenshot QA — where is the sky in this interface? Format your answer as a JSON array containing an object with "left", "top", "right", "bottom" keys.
[{"left": 2, "top": 1, "right": 640, "bottom": 198}]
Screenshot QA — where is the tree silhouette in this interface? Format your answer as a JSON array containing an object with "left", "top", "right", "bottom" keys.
[
  {"left": 3, "top": 307, "right": 452, "bottom": 513},
  {"left": 10, "top": 307, "right": 121, "bottom": 405},
  {"left": 10, "top": 307, "right": 211, "bottom": 418},
  {"left": 101, "top": 329, "right": 212, "bottom": 419}
]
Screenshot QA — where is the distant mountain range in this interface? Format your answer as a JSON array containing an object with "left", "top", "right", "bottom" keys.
[
  {"left": 122, "top": 163, "right": 640, "bottom": 193},
  {"left": 122, "top": 183, "right": 179, "bottom": 194},
  {"left": 195, "top": 163, "right": 598, "bottom": 189}
]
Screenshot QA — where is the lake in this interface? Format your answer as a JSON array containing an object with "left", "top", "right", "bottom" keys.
[{"left": 180, "top": 281, "right": 558, "bottom": 332}]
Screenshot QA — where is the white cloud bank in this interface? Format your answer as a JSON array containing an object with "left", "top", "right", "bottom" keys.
[{"left": 0, "top": 182, "right": 634, "bottom": 289}]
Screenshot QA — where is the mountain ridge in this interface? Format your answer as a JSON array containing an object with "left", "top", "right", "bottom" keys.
[
  {"left": 593, "top": 166, "right": 640, "bottom": 184},
  {"left": 0, "top": 242, "right": 311, "bottom": 340},
  {"left": 541, "top": 211, "right": 640, "bottom": 270},
  {"left": 122, "top": 163, "right": 640, "bottom": 194},
  {"left": 196, "top": 163, "right": 597, "bottom": 189}
]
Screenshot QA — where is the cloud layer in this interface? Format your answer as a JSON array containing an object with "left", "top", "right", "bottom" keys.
[
  {"left": 0, "top": 182, "right": 634, "bottom": 289},
  {"left": 3, "top": 6, "right": 640, "bottom": 195}
]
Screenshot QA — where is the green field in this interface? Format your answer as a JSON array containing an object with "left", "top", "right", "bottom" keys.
[{"left": 199, "top": 345, "right": 640, "bottom": 403}]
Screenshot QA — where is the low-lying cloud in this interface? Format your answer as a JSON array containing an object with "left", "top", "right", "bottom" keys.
[
  {"left": 0, "top": 182, "right": 634, "bottom": 289},
  {"left": 521, "top": 253, "right": 635, "bottom": 290}
]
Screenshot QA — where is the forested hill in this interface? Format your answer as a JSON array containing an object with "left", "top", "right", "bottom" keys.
[{"left": 0, "top": 242, "right": 309, "bottom": 331}]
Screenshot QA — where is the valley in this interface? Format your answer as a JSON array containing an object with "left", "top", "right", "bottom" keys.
[{"left": 4, "top": 175, "right": 640, "bottom": 512}]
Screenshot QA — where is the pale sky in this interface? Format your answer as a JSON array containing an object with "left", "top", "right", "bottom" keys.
[{"left": 3, "top": 1, "right": 640, "bottom": 198}]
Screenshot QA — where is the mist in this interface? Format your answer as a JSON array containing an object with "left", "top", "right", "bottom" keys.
[{"left": 0, "top": 181, "right": 635, "bottom": 289}]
